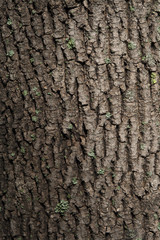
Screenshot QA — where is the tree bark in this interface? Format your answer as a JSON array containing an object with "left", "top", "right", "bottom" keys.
[{"left": 1, "top": 0, "right": 160, "bottom": 239}]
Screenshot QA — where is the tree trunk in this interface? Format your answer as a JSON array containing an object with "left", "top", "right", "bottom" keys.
[{"left": 1, "top": 0, "right": 160, "bottom": 239}]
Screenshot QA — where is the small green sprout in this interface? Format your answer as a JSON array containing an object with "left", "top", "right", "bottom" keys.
[
  {"left": 117, "top": 186, "right": 121, "bottom": 191},
  {"left": 72, "top": 177, "right": 77, "bottom": 185},
  {"left": 67, "top": 124, "right": 73, "bottom": 130},
  {"left": 142, "top": 56, "right": 146, "bottom": 61},
  {"left": 23, "top": 90, "right": 28, "bottom": 96},
  {"left": 66, "top": 38, "right": 75, "bottom": 49},
  {"left": 55, "top": 200, "right": 69, "bottom": 215},
  {"left": 142, "top": 121, "right": 147, "bottom": 125},
  {"left": 32, "top": 10, "right": 36, "bottom": 14},
  {"left": 140, "top": 144, "right": 145, "bottom": 150},
  {"left": 112, "top": 173, "right": 116, "bottom": 178},
  {"left": 10, "top": 153, "right": 15, "bottom": 157},
  {"left": 105, "top": 58, "right": 111, "bottom": 65},
  {"left": 97, "top": 169, "right": 105, "bottom": 175},
  {"left": 34, "top": 176, "right": 38, "bottom": 183},
  {"left": 154, "top": 213, "right": 158, "bottom": 219},
  {"left": 36, "top": 92, "right": 41, "bottom": 96},
  {"left": 130, "top": 6, "right": 135, "bottom": 12},
  {"left": 106, "top": 112, "right": 112, "bottom": 119},
  {"left": 146, "top": 171, "right": 152, "bottom": 177},
  {"left": 31, "top": 134, "right": 36, "bottom": 140},
  {"left": 32, "top": 116, "right": 38, "bottom": 122},
  {"left": 47, "top": 92, "right": 52, "bottom": 95},
  {"left": 112, "top": 200, "right": 115, "bottom": 206},
  {"left": 88, "top": 150, "right": 96, "bottom": 159},
  {"left": 20, "top": 147, "right": 25, "bottom": 154},
  {"left": 151, "top": 72, "right": 157, "bottom": 84},
  {"left": 46, "top": 165, "right": 50, "bottom": 169},
  {"left": 158, "top": 222, "right": 160, "bottom": 231},
  {"left": 35, "top": 109, "right": 40, "bottom": 114},
  {"left": 32, "top": 87, "right": 41, "bottom": 96},
  {"left": 128, "top": 42, "right": 137, "bottom": 50},
  {"left": 30, "top": 58, "right": 34, "bottom": 63},
  {"left": 32, "top": 87, "right": 37, "bottom": 91},
  {"left": 67, "top": 194, "right": 71, "bottom": 199},
  {"left": 7, "top": 50, "right": 14, "bottom": 57},
  {"left": 7, "top": 18, "right": 12, "bottom": 25}
]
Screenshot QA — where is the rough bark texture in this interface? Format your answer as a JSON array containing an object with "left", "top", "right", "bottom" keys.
[{"left": 1, "top": 0, "right": 160, "bottom": 239}]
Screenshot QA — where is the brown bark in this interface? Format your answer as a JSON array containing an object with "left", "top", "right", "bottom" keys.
[{"left": 1, "top": 0, "right": 160, "bottom": 239}]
